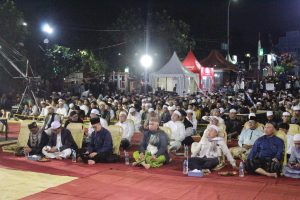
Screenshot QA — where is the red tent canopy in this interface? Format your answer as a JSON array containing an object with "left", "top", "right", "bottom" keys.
[
  {"left": 200, "top": 49, "right": 237, "bottom": 72},
  {"left": 182, "top": 50, "right": 201, "bottom": 73}
]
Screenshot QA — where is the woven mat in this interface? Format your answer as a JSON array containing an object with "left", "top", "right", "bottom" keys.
[{"left": 0, "top": 168, "right": 76, "bottom": 200}]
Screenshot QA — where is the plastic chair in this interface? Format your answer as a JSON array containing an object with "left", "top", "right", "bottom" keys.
[
  {"left": 159, "top": 126, "right": 172, "bottom": 140},
  {"left": 67, "top": 123, "right": 84, "bottom": 149},
  {"left": 275, "top": 130, "right": 287, "bottom": 165},
  {"left": 288, "top": 124, "right": 300, "bottom": 136},
  {"left": 107, "top": 125, "right": 123, "bottom": 155},
  {"left": 2, "top": 120, "right": 32, "bottom": 153}
]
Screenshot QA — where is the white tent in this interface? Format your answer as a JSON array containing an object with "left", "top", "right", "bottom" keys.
[{"left": 149, "top": 52, "right": 199, "bottom": 96}]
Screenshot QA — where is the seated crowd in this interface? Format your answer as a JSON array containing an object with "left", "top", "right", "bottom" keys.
[{"left": 2, "top": 89, "right": 300, "bottom": 179}]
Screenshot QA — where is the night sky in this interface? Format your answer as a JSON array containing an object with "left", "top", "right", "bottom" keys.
[{"left": 14, "top": 0, "right": 300, "bottom": 60}]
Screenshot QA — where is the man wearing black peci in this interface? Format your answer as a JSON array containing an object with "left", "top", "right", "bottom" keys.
[{"left": 81, "top": 117, "right": 115, "bottom": 165}]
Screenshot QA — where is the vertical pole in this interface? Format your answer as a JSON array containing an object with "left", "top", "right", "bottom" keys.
[
  {"left": 227, "top": 0, "right": 231, "bottom": 58},
  {"left": 144, "top": 68, "right": 147, "bottom": 94}
]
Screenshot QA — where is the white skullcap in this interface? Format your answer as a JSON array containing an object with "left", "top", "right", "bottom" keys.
[
  {"left": 163, "top": 105, "right": 168, "bottom": 109},
  {"left": 40, "top": 101, "right": 46, "bottom": 104},
  {"left": 266, "top": 111, "right": 273, "bottom": 117},
  {"left": 129, "top": 108, "right": 136, "bottom": 113},
  {"left": 191, "top": 99, "right": 196, "bottom": 103},
  {"left": 186, "top": 109, "right": 193, "bottom": 114},
  {"left": 248, "top": 113, "right": 256, "bottom": 119},
  {"left": 168, "top": 105, "right": 176, "bottom": 111},
  {"left": 208, "top": 125, "right": 219, "bottom": 133},
  {"left": 58, "top": 99, "right": 64, "bottom": 103},
  {"left": 148, "top": 108, "right": 155, "bottom": 112},
  {"left": 229, "top": 109, "right": 237, "bottom": 113},
  {"left": 119, "top": 111, "right": 127, "bottom": 116},
  {"left": 219, "top": 108, "right": 225, "bottom": 113},
  {"left": 256, "top": 102, "right": 262, "bottom": 105},
  {"left": 293, "top": 134, "right": 300, "bottom": 142},
  {"left": 282, "top": 112, "right": 291, "bottom": 116},
  {"left": 173, "top": 110, "right": 182, "bottom": 117},
  {"left": 69, "top": 103, "right": 74, "bottom": 108},
  {"left": 248, "top": 89, "right": 253, "bottom": 93},
  {"left": 293, "top": 105, "right": 300, "bottom": 111},
  {"left": 51, "top": 121, "right": 61, "bottom": 129},
  {"left": 90, "top": 109, "right": 100, "bottom": 115}
]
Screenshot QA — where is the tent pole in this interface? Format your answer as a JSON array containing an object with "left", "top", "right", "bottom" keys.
[{"left": 166, "top": 77, "right": 167, "bottom": 91}]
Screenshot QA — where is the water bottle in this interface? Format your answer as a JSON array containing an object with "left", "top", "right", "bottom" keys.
[
  {"left": 24, "top": 149, "right": 29, "bottom": 158},
  {"left": 124, "top": 150, "right": 130, "bottom": 165},
  {"left": 72, "top": 150, "right": 77, "bottom": 163},
  {"left": 228, "top": 134, "right": 232, "bottom": 143},
  {"left": 184, "top": 145, "right": 189, "bottom": 158},
  {"left": 183, "top": 159, "right": 188, "bottom": 175},
  {"left": 239, "top": 162, "right": 244, "bottom": 177}
]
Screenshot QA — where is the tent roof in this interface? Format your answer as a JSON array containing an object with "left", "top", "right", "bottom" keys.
[
  {"left": 150, "top": 52, "right": 199, "bottom": 85},
  {"left": 182, "top": 50, "right": 201, "bottom": 73},
  {"left": 200, "top": 49, "right": 237, "bottom": 72},
  {"left": 154, "top": 52, "right": 186, "bottom": 75}
]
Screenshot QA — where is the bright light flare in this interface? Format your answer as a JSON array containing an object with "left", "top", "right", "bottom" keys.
[
  {"left": 42, "top": 23, "right": 54, "bottom": 34},
  {"left": 140, "top": 55, "right": 153, "bottom": 68}
]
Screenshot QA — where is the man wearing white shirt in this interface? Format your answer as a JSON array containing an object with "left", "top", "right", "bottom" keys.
[
  {"left": 186, "top": 109, "right": 197, "bottom": 133},
  {"left": 190, "top": 125, "right": 237, "bottom": 170},
  {"left": 115, "top": 111, "right": 134, "bottom": 150},
  {"left": 56, "top": 101, "right": 68, "bottom": 117},
  {"left": 29, "top": 102, "right": 39, "bottom": 116},
  {"left": 67, "top": 103, "right": 76, "bottom": 116},
  {"left": 164, "top": 110, "right": 185, "bottom": 151},
  {"left": 43, "top": 106, "right": 61, "bottom": 136},
  {"left": 127, "top": 107, "right": 141, "bottom": 132},
  {"left": 78, "top": 100, "right": 89, "bottom": 116},
  {"left": 230, "top": 116, "right": 263, "bottom": 160},
  {"left": 202, "top": 108, "right": 225, "bottom": 131},
  {"left": 42, "top": 121, "right": 77, "bottom": 159},
  {"left": 39, "top": 101, "right": 48, "bottom": 117}
]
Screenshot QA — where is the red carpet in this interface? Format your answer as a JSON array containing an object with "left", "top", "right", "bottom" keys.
[
  {"left": 1, "top": 149, "right": 300, "bottom": 200},
  {"left": 0, "top": 122, "right": 20, "bottom": 141},
  {"left": 1, "top": 123, "right": 299, "bottom": 199},
  {"left": 22, "top": 169, "right": 300, "bottom": 200}
]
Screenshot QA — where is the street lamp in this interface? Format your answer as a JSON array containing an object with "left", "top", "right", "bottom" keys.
[
  {"left": 227, "top": 0, "right": 238, "bottom": 60},
  {"left": 42, "top": 23, "right": 54, "bottom": 35},
  {"left": 140, "top": 55, "right": 153, "bottom": 69},
  {"left": 140, "top": 54, "right": 153, "bottom": 94}
]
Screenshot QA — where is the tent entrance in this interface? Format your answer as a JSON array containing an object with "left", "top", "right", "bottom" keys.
[{"left": 157, "top": 77, "right": 177, "bottom": 92}]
